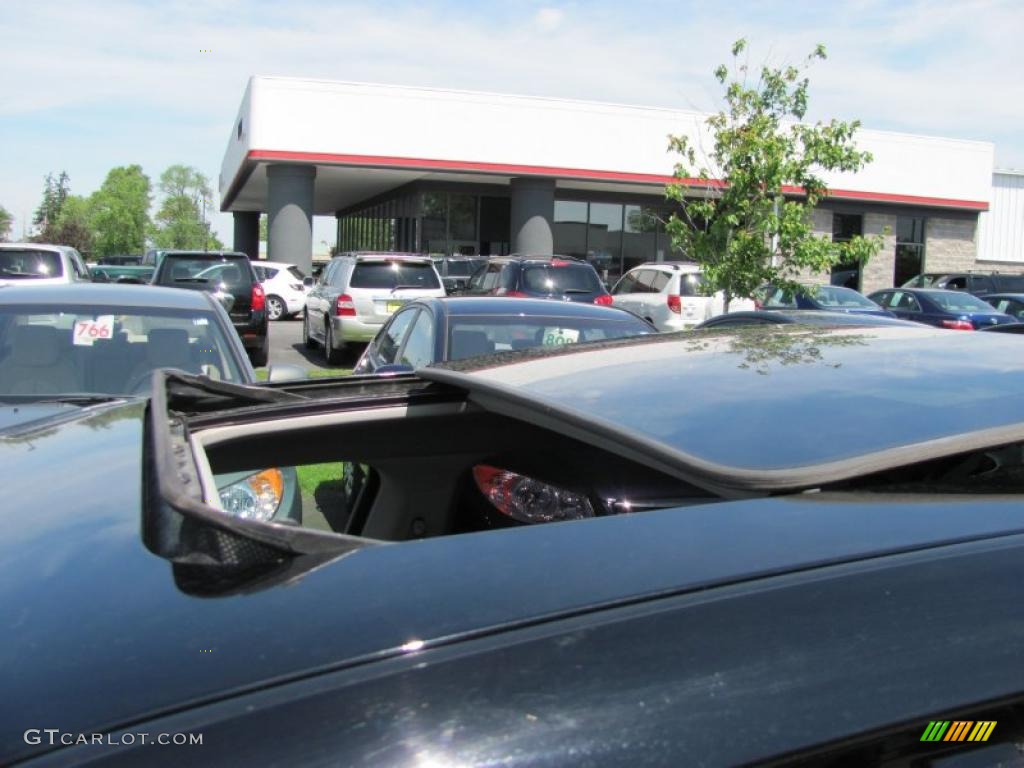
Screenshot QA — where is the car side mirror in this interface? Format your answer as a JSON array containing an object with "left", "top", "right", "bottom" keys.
[
  {"left": 264, "top": 364, "right": 307, "bottom": 383},
  {"left": 374, "top": 364, "right": 415, "bottom": 375},
  {"left": 303, "top": 277, "right": 315, "bottom": 288}
]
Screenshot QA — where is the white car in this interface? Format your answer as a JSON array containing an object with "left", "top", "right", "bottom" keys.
[
  {"left": 611, "top": 262, "right": 755, "bottom": 331},
  {"left": 0, "top": 243, "right": 92, "bottom": 287},
  {"left": 253, "top": 260, "right": 308, "bottom": 321}
]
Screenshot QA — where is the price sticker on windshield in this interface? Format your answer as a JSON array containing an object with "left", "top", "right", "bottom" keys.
[
  {"left": 73, "top": 315, "right": 114, "bottom": 346},
  {"left": 541, "top": 327, "right": 580, "bottom": 346}
]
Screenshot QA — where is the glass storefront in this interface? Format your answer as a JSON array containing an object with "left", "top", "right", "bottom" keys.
[
  {"left": 337, "top": 190, "right": 680, "bottom": 271},
  {"left": 894, "top": 216, "right": 926, "bottom": 287}
]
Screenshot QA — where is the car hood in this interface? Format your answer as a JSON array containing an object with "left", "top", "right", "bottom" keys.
[{"left": 7, "top": 398, "right": 1024, "bottom": 762}]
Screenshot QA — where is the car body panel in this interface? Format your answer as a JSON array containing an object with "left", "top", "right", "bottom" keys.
[
  {"left": 304, "top": 253, "right": 446, "bottom": 353},
  {"left": 354, "top": 297, "right": 655, "bottom": 373},
  {"left": 9, "top": 394, "right": 1024, "bottom": 764},
  {"left": 869, "top": 287, "right": 1016, "bottom": 329},
  {"left": 434, "top": 324, "right": 1024, "bottom": 473},
  {"left": 611, "top": 262, "right": 755, "bottom": 330}
]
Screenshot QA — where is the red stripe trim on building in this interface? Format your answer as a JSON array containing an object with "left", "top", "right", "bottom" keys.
[{"left": 237, "top": 149, "right": 989, "bottom": 211}]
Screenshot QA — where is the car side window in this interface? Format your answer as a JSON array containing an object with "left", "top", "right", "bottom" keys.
[
  {"left": 650, "top": 271, "right": 671, "bottom": 292},
  {"left": 873, "top": 292, "right": 893, "bottom": 308},
  {"left": 377, "top": 309, "right": 418, "bottom": 364},
  {"left": 331, "top": 263, "right": 349, "bottom": 288},
  {"left": 890, "top": 291, "right": 922, "bottom": 312},
  {"left": 480, "top": 265, "right": 501, "bottom": 292},
  {"left": 613, "top": 271, "right": 639, "bottom": 295},
  {"left": 945, "top": 276, "right": 967, "bottom": 290},
  {"left": 633, "top": 270, "right": 656, "bottom": 293},
  {"left": 70, "top": 255, "right": 88, "bottom": 280},
  {"left": 399, "top": 310, "right": 435, "bottom": 368}
]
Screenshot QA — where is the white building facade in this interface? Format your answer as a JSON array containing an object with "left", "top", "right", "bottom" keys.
[{"left": 221, "top": 76, "right": 998, "bottom": 293}]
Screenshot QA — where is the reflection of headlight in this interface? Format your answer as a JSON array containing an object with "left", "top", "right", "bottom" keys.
[
  {"left": 473, "top": 464, "right": 594, "bottom": 524},
  {"left": 218, "top": 469, "right": 284, "bottom": 521}
]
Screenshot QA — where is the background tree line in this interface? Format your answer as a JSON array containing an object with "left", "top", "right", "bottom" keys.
[{"left": 0, "top": 164, "right": 223, "bottom": 259}]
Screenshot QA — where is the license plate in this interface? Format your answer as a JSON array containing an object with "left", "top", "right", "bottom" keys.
[{"left": 386, "top": 301, "right": 403, "bottom": 313}]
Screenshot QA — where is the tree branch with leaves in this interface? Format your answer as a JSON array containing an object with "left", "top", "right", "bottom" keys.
[{"left": 666, "top": 39, "right": 882, "bottom": 308}]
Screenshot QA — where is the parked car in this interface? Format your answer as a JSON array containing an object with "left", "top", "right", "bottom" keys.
[
  {"left": 903, "top": 271, "right": 1024, "bottom": 296},
  {"left": 760, "top": 283, "right": 892, "bottom": 317},
  {"left": 252, "top": 260, "right": 307, "bottom": 321},
  {"left": 980, "top": 292, "right": 1024, "bottom": 321},
  {"left": 611, "top": 262, "right": 755, "bottom": 330},
  {"left": 353, "top": 297, "right": 656, "bottom": 374},
  {"left": 869, "top": 287, "right": 1016, "bottom": 330},
  {"left": 432, "top": 255, "right": 487, "bottom": 293},
  {"left": 151, "top": 250, "right": 269, "bottom": 365},
  {"left": 0, "top": 282, "right": 300, "bottom": 525},
  {"left": 462, "top": 255, "right": 613, "bottom": 305},
  {"left": 10, "top": 326, "right": 1024, "bottom": 765},
  {"left": 89, "top": 262, "right": 154, "bottom": 284},
  {"left": 303, "top": 252, "right": 446, "bottom": 365},
  {"left": 696, "top": 309, "right": 917, "bottom": 329},
  {"left": 0, "top": 242, "right": 91, "bottom": 286}
]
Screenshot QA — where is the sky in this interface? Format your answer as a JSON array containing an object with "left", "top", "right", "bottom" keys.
[{"left": 2, "top": 0, "right": 1022, "bottom": 250}]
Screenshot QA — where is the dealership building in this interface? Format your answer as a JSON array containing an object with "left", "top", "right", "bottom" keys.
[{"left": 221, "top": 76, "right": 1013, "bottom": 293}]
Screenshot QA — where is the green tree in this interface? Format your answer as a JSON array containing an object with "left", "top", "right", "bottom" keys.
[
  {"left": 259, "top": 214, "right": 268, "bottom": 242},
  {"left": 47, "top": 195, "right": 95, "bottom": 255},
  {"left": 151, "top": 164, "right": 222, "bottom": 250},
  {"left": 0, "top": 205, "right": 12, "bottom": 242},
  {"left": 32, "top": 171, "right": 71, "bottom": 239},
  {"left": 89, "top": 165, "right": 152, "bottom": 258},
  {"left": 665, "top": 40, "right": 882, "bottom": 307}
]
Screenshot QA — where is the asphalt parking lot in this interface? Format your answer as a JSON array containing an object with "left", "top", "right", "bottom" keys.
[{"left": 263, "top": 313, "right": 363, "bottom": 373}]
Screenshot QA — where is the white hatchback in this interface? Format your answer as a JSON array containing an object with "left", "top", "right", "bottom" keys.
[
  {"left": 253, "top": 260, "right": 308, "bottom": 320},
  {"left": 0, "top": 243, "right": 92, "bottom": 287},
  {"left": 611, "top": 262, "right": 755, "bottom": 331}
]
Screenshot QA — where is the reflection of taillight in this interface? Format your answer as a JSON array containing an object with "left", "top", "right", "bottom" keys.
[
  {"left": 472, "top": 464, "right": 595, "bottom": 524},
  {"left": 251, "top": 283, "right": 266, "bottom": 312},
  {"left": 667, "top": 294, "right": 681, "bottom": 314},
  {"left": 593, "top": 294, "right": 613, "bottom": 306},
  {"left": 335, "top": 294, "right": 356, "bottom": 317},
  {"left": 942, "top": 319, "right": 974, "bottom": 330}
]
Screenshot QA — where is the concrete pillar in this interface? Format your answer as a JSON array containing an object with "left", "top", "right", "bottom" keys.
[
  {"left": 267, "top": 164, "right": 316, "bottom": 273},
  {"left": 232, "top": 211, "right": 260, "bottom": 261},
  {"left": 510, "top": 177, "right": 555, "bottom": 255}
]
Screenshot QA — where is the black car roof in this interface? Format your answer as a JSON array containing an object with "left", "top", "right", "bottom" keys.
[
  {"left": 0, "top": 282, "right": 216, "bottom": 309},
  {"left": 8, "top": 395, "right": 1024, "bottom": 763},
  {"left": 159, "top": 250, "right": 248, "bottom": 258},
  {"left": 413, "top": 296, "right": 649, "bottom": 319}
]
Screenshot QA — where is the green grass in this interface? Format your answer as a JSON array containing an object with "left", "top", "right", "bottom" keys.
[
  {"left": 296, "top": 462, "right": 347, "bottom": 497},
  {"left": 254, "top": 367, "right": 351, "bottom": 382}
]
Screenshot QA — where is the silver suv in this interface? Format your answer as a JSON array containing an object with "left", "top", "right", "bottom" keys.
[
  {"left": 0, "top": 243, "right": 92, "bottom": 286},
  {"left": 303, "top": 252, "right": 446, "bottom": 364}
]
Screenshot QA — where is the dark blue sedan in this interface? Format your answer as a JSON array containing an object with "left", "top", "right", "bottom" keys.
[
  {"left": 353, "top": 296, "right": 655, "bottom": 374},
  {"left": 869, "top": 287, "right": 1016, "bottom": 330},
  {"left": 760, "top": 284, "right": 894, "bottom": 317}
]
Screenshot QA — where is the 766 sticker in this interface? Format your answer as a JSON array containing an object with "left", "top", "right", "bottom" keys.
[{"left": 73, "top": 315, "right": 115, "bottom": 346}]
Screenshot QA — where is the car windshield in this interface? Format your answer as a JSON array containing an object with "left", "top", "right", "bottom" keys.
[
  {"left": 158, "top": 258, "right": 252, "bottom": 287},
  {"left": 448, "top": 314, "right": 652, "bottom": 360},
  {"left": 902, "top": 274, "right": 943, "bottom": 288},
  {"left": 446, "top": 259, "right": 485, "bottom": 277},
  {"left": 929, "top": 291, "right": 997, "bottom": 312},
  {"left": 522, "top": 264, "right": 604, "bottom": 294},
  {"left": 350, "top": 261, "right": 441, "bottom": 289},
  {"left": 678, "top": 273, "right": 706, "bottom": 296},
  {"left": 0, "top": 249, "right": 63, "bottom": 279},
  {"left": 0, "top": 304, "right": 246, "bottom": 397},
  {"left": 811, "top": 286, "right": 878, "bottom": 308}
]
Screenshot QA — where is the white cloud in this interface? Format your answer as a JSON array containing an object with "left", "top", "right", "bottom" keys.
[
  {"left": 534, "top": 7, "right": 565, "bottom": 33},
  {"left": 1, "top": 0, "right": 1022, "bottom": 243}
]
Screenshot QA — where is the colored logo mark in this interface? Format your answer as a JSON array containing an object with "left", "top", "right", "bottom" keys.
[{"left": 920, "top": 721, "right": 996, "bottom": 742}]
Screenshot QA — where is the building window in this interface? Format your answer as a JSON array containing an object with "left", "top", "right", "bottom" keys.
[
  {"left": 831, "top": 213, "right": 863, "bottom": 289},
  {"left": 553, "top": 201, "right": 588, "bottom": 258},
  {"left": 894, "top": 216, "right": 926, "bottom": 287},
  {"left": 449, "top": 193, "right": 478, "bottom": 254},
  {"left": 623, "top": 206, "right": 658, "bottom": 275},
  {"left": 479, "top": 197, "right": 509, "bottom": 256},
  {"left": 421, "top": 192, "right": 448, "bottom": 254},
  {"left": 588, "top": 203, "right": 623, "bottom": 285}
]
